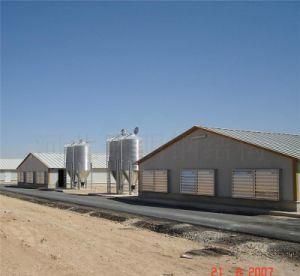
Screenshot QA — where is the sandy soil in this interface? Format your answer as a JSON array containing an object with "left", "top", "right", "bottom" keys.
[{"left": 0, "top": 195, "right": 299, "bottom": 276}]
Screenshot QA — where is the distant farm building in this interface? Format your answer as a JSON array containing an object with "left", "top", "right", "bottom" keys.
[
  {"left": 0, "top": 159, "right": 23, "bottom": 184},
  {"left": 17, "top": 153, "right": 115, "bottom": 190}
]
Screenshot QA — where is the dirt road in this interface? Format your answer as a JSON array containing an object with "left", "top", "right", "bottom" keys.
[{"left": 0, "top": 195, "right": 299, "bottom": 276}]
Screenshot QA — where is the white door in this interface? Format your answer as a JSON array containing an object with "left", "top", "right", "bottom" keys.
[{"left": 4, "top": 172, "right": 11, "bottom": 183}]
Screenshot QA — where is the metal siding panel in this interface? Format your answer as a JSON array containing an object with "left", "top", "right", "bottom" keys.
[
  {"left": 232, "top": 170, "right": 255, "bottom": 198},
  {"left": 26, "top": 172, "right": 34, "bottom": 183},
  {"left": 140, "top": 169, "right": 168, "bottom": 192},
  {"left": 154, "top": 170, "right": 168, "bottom": 192},
  {"left": 142, "top": 170, "right": 154, "bottom": 191},
  {"left": 91, "top": 172, "right": 107, "bottom": 184},
  {"left": 180, "top": 170, "right": 197, "bottom": 194},
  {"left": 255, "top": 169, "right": 279, "bottom": 201},
  {"left": 197, "top": 169, "right": 215, "bottom": 196}
]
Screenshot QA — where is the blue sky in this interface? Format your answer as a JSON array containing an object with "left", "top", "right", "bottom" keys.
[{"left": 1, "top": 1, "right": 299, "bottom": 158}]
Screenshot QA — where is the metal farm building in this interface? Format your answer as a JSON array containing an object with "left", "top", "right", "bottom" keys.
[
  {"left": 17, "top": 152, "right": 114, "bottom": 189},
  {"left": 0, "top": 159, "right": 23, "bottom": 184},
  {"left": 138, "top": 126, "right": 300, "bottom": 212}
]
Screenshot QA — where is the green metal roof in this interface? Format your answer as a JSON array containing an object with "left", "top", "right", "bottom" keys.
[{"left": 201, "top": 126, "right": 300, "bottom": 160}]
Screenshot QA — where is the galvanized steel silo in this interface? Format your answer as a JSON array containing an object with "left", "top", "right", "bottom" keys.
[
  {"left": 73, "top": 140, "right": 91, "bottom": 185},
  {"left": 107, "top": 128, "right": 142, "bottom": 194}
]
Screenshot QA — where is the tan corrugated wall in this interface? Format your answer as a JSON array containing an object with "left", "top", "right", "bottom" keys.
[{"left": 139, "top": 128, "right": 294, "bottom": 201}]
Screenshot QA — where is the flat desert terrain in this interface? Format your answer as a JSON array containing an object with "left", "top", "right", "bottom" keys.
[{"left": 0, "top": 195, "right": 299, "bottom": 276}]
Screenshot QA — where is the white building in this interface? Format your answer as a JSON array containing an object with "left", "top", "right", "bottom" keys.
[
  {"left": 17, "top": 152, "right": 115, "bottom": 190},
  {"left": 0, "top": 159, "right": 23, "bottom": 184}
]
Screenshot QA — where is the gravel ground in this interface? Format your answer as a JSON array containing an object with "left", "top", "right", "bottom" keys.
[
  {"left": 132, "top": 219, "right": 300, "bottom": 263},
  {"left": 1, "top": 191, "right": 300, "bottom": 270}
]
